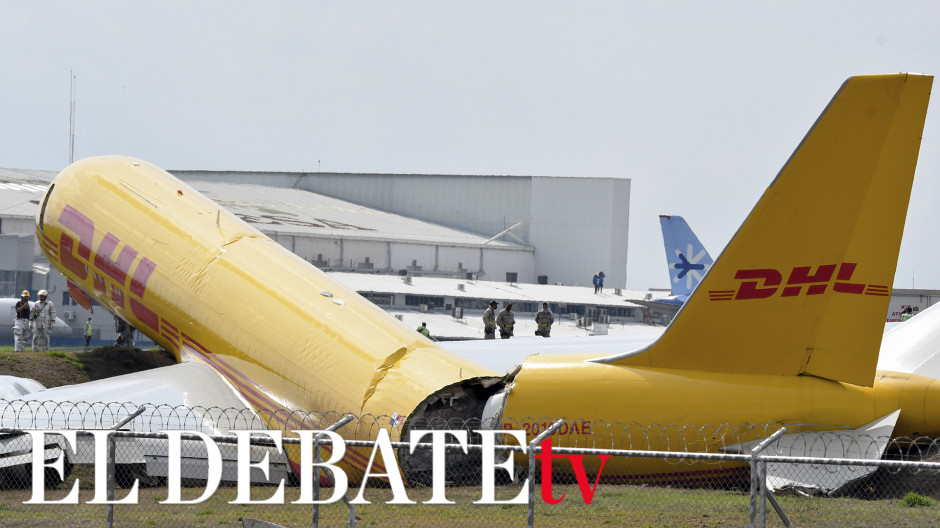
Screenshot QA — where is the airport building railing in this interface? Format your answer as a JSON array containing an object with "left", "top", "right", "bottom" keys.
[{"left": 0, "top": 399, "right": 939, "bottom": 527}]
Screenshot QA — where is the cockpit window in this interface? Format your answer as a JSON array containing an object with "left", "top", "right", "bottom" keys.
[{"left": 39, "top": 183, "right": 54, "bottom": 233}]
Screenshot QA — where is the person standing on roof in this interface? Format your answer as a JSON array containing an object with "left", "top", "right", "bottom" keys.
[
  {"left": 598, "top": 271, "right": 605, "bottom": 294},
  {"left": 416, "top": 322, "right": 430, "bottom": 338},
  {"left": 30, "top": 289, "right": 56, "bottom": 352},
  {"left": 496, "top": 302, "right": 515, "bottom": 339},
  {"left": 483, "top": 301, "right": 498, "bottom": 339},
  {"left": 14, "top": 290, "right": 31, "bottom": 352},
  {"left": 535, "top": 302, "right": 554, "bottom": 338},
  {"left": 593, "top": 272, "right": 601, "bottom": 294}
]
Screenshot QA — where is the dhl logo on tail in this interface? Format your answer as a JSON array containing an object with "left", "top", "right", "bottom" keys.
[{"left": 708, "top": 262, "right": 889, "bottom": 301}]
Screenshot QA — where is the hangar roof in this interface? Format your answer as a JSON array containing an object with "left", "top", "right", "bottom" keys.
[
  {"left": 0, "top": 168, "right": 54, "bottom": 218},
  {"left": 0, "top": 168, "right": 523, "bottom": 250},
  {"left": 197, "top": 181, "right": 522, "bottom": 248},
  {"left": 329, "top": 271, "right": 647, "bottom": 308}
]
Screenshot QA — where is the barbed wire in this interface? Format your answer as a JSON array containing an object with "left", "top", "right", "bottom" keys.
[{"left": 3, "top": 398, "right": 940, "bottom": 462}]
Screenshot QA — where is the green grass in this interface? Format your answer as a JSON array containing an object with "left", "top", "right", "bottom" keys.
[
  {"left": 1, "top": 482, "right": 939, "bottom": 527},
  {"left": 901, "top": 491, "right": 936, "bottom": 507},
  {"left": 0, "top": 345, "right": 75, "bottom": 353},
  {"left": 44, "top": 351, "right": 85, "bottom": 370}
]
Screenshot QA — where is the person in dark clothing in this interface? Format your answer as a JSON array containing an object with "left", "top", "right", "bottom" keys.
[
  {"left": 483, "top": 301, "right": 498, "bottom": 339},
  {"left": 14, "top": 290, "right": 31, "bottom": 352},
  {"left": 496, "top": 303, "right": 515, "bottom": 339}
]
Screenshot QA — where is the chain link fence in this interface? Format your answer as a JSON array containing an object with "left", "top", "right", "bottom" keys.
[{"left": 1, "top": 399, "right": 940, "bottom": 527}]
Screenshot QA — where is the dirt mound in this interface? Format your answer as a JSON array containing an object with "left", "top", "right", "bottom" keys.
[{"left": 0, "top": 347, "right": 176, "bottom": 389}]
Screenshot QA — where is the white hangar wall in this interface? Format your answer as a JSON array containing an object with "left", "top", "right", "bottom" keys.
[
  {"left": 301, "top": 174, "right": 534, "bottom": 243},
  {"left": 530, "top": 178, "right": 630, "bottom": 288},
  {"left": 171, "top": 170, "right": 630, "bottom": 287},
  {"left": 0, "top": 217, "right": 40, "bottom": 256},
  {"left": 298, "top": 174, "right": 629, "bottom": 287}
]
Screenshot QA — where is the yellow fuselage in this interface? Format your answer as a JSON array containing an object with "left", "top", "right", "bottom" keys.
[
  {"left": 36, "top": 156, "right": 494, "bottom": 478},
  {"left": 500, "top": 353, "right": 940, "bottom": 479}
]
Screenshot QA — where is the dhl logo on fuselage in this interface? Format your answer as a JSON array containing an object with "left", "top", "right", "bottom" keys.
[
  {"left": 708, "top": 262, "right": 889, "bottom": 301},
  {"left": 40, "top": 204, "right": 163, "bottom": 337},
  {"left": 42, "top": 203, "right": 385, "bottom": 478}
]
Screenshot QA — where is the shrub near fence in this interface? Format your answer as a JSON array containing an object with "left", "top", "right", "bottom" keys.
[{"left": 1, "top": 399, "right": 940, "bottom": 527}]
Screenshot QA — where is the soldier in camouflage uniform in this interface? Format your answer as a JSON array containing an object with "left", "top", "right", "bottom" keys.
[{"left": 535, "top": 302, "right": 554, "bottom": 337}]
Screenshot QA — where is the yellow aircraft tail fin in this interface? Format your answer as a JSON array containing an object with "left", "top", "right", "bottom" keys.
[{"left": 601, "top": 74, "right": 932, "bottom": 387}]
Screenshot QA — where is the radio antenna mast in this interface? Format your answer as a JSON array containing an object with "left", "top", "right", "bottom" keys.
[{"left": 69, "top": 69, "right": 76, "bottom": 164}]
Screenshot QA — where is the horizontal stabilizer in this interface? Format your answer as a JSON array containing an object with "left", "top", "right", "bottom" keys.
[{"left": 723, "top": 410, "right": 899, "bottom": 495}]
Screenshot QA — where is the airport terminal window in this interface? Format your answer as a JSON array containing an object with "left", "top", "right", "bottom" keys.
[
  {"left": 455, "top": 298, "right": 491, "bottom": 310},
  {"left": 405, "top": 295, "right": 444, "bottom": 308},
  {"left": 360, "top": 292, "right": 393, "bottom": 306},
  {"left": 0, "top": 270, "right": 14, "bottom": 297},
  {"left": 566, "top": 305, "right": 585, "bottom": 316},
  {"left": 604, "top": 306, "right": 633, "bottom": 318}
]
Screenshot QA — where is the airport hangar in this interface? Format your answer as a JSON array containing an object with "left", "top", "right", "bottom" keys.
[{"left": 0, "top": 166, "right": 647, "bottom": 343}]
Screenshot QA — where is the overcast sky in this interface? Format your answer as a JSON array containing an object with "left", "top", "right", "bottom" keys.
[{"left": 2, "top": 1, "right": 938, "bottom": 290}]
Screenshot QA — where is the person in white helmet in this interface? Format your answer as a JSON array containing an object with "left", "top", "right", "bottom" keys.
[
  {"left": 14, "top": 290, "right": 31, "bottom": 352},
  {"left": 30, "top": 289, "right": 56, "bottom": 352}
]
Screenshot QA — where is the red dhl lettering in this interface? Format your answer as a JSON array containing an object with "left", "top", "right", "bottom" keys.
[
  {"left": 94, "top": 232, "right": 138, "bottom": 285},
  {"left": 51, "top": 204, "right": 160, "bottom": 333},
  {"left": 708, "top": 262, "right": 887, "bottom": 301}
]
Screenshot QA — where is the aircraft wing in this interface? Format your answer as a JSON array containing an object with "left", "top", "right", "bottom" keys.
[
  {"left": 723, "top": 410, "right": 900, "bottom": 495},
  {"left": 0, "top": 362, "right": 257, "bottom": 435},
  {"left": 877, "top": 302, "right": 940, "bottom": 379},
  {"left": 0, "top": 376, "right": 46, "bottom": 399}
]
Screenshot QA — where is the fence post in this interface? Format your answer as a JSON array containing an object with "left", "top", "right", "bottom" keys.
[
  {"left": 765, "top": 486, "right": 792, "bottom": 528},
  {"left": 312, "top": 413, "right": 355, "bottom": 528},
  {"left": 107, "top": 405, "right": 147, "bottom": 528},
  {"left": 527, "top": 419, "right": 565, "bottom": 528},
  {"left": 748, "top": 427, "right": 787, "bottom": 528}
]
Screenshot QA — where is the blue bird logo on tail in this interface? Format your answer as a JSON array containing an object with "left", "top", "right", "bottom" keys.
[
  {"left": 659, "top": 216, "right": 714, "bottom": 297},
  {"left": 673, "top": 244, "right": 709, "bottom": 289}
]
